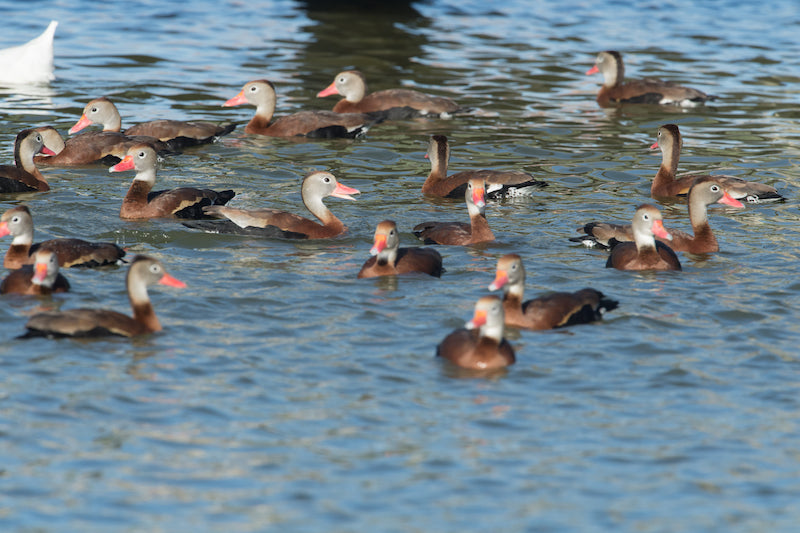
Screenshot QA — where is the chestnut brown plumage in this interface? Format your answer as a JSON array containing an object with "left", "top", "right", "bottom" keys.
[
  {"left": 489, "top": 254, "right": 617, "bottom": 330},
  {"left": 413, "top": 179, "right": 494, "bottom": 246},
  {"left": 317, "top": 70, "right": 462, "bottom": 119},
  {"left": 358, "top": 220, "right": 443, "bottom": 278},
  {"left": 0, "top": 129, "right": 55, "bottom": 192},
  {"left": 0, "top": 250, "right": 69, "bottom": 296},
  {"left": 21, "top": 255, "right": 185, "bottom": 338},
  {"left": 33, "top": 125, "right": 173, "bottom": 166},
  {"left": 605, "top": 205, "right": 682, "bottom": 271},
  {"left": 185, "top": 171, "right": 359, "bottom": 239},
  {"left": 573, "top": 176, "right": 744, "bottom": 254},
  {"left": 224, "top": 80, "right": 376, "bottom": 138},
  {"left": 437, "top": 296, "right": 515, "bottom": 371},
  {"left": 0, "top": 205, "right": 125, "bottom": 269},
  {"left": 110, "top": 144, "right": 234, "bottom": 219},
  {"left": 586, "top": 51, "right": 715, "bottom": 107},
  {"left": 69, "top": 96, "right": 234, "bottom": 150},
  {"left": 421, "top": 135, "right": 546, "bottom": 199},
  {"left": 650, "top": 124, "right": 783, "bottom": 202}
]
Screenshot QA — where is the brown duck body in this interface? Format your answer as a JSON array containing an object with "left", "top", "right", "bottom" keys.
[
  {"left": 358, "top": 220, "right": 443, "bottom": 278},
  {"left": 358, "top": 248, "right": 443, "bottom": 278},
  {"left": 0, "top": 251, "right": 70, "bottom": 296},
  {"left": 437, "top": 329, "right": 515, "bottom": 370},
  {"left": 414, "top": 179, "right": 494, "bottom": 246},
  {"left": 587, "top": 51, "right": 715, "bottom": 108},
  {"left": 605, "top": 205, "right": 682, "bottom": 271},
  {"left": 437, "top": 296, "right": 515, "bottom": 371},
  {"left": 21, "top": 255, "right": 184, "bottom": 338},
  {"left": 422, "top": 135, "right": 546, "bottom": 199},
  {"left": 574, "top": 176, "right": 745, "bottom": 254},
  {"left": 111, "top": 144, "right": 234, "bottom": 220},
  {"left": 0, "top": 129, "right": 53, "bottom": 193},
  {"left": 34, "top": 127, "right": 173, "bottom": 166},
  {"left": 225, "top": 80, "right": 375, "bottom": 138},
  {"left": 319, "top": 70, "right": 461, "bottom": 119},
  {"left": 489, "top": 254, "right": 617, "bottom": 330},
  {"left": 186, "top": 171, "right": 359, "bottom": 239},
  {"left": 0, "top": 205, "right": 126, "bottom": 269},
  {"left": 69, "top": 96, "right": 235, "bottom": 149},
  {"left": 650, "top": 124, "right": 783, "bottom": 203}
]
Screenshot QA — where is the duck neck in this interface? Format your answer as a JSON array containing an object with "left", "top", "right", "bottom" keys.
[
  {"left": 17, "top": 143, "right": 49, "bottom": 190},
  {"left": 127, "top": 274, "right": 161, "bottom": 332},
  {"left": 422, "top": 141, "right": 449, "bottom": 192},
  {"left": 304, "top": 195, "right": 342, "bottom": 231}
]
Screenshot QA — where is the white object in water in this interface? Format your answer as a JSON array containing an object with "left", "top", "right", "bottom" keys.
[{"left": 0, "top": 21, "right": 58, "bottom": 85}]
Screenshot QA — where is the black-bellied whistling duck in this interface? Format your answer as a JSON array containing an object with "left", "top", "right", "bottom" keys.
[
  {"left": 21, "top": 255, "right": 184, "bottom": 338},
  {"left": 0, "top": 205, "right": 125, "bottom": 269},
  {"left": 651, "top": 124, "right": 783, "bottom": 202},
  {"left": 317, "top": 70, "right": 462, "bottom": 119},
  {"left": 33, "top": 125, "right": 172, "bottom": 166},
  {"left": 414, "top": 179, "right": 494, "bottom": 245},
  {"left": 488, "top": 253, "right": 617, "bottom": 330},
  {"left": 223, "top": 80, "right": 376, "bottom": 138},
  {"left": 573, "top": 176, "right": 745, "bottom": 253},
  {"left": 357, "top": 220, "right": 443, "bottom": 278},
  {"left": 437, "top": 295, "right": 515, "bottom": 371},
  {"left": 110, "top": 144, "right": 234, "bottom": 220},
  {"left": 422, "top": 135, "right": 547, "bottom": 199},
  {"left": 69, "top": 96, "right": 235, "bottom": 149},
  {"left": 586, "top": 51, "right": 715, "bottom": 107},
  {"left": 606, "top": 205, "right": 681, "bottom": 271},
  {"left": 0, "top": 129, "right": 55, "bottom": 193},
  {"left": 0, "top": 250, "right": 69, "bottom": 296},
  {"left": 184, "top": 171, "right": 359, "bottom": 239}
]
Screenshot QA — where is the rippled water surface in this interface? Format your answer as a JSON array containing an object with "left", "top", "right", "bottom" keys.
[{"left": 1, "top": 1, "right": 800, "bottom": 531}]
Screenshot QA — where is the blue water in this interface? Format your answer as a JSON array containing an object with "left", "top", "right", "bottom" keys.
[{"left": 1, "top": 1, "right": 799, "bottom": 531}]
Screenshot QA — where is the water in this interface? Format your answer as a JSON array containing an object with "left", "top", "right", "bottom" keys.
[{"left": 1, "top": 0, "right": 799, "bottom": 531}]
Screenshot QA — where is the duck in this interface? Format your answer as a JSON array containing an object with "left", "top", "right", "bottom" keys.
[
  {"left": 183, "top": 171, "right": 359, "bottom": 239},
  {"left": 0, "top": 250, "right": 69, "bottom": 295},
  {"left": 0, "top": 128, "right": 56, "bottom": 193},
  {"left": 0, "top": 205, "right": 126, "bottom": 269},
  {"left": 317, "top": 70, "right": 462, "bottom": 119},
  {"left": 586, "top": 51, "right": 715, "bottom": 107},
  {"left": 436, "top": 295, "right": 515, "bottom": 371},
  {"left": 422, "top": 135, "right": 547, "bottom": 199},
  {"left": 223, "top": 79, "right": 377, "bottom": 138},
  {"left": 69, "top": 96, "right": 235, "bottom": 149},
  {"left": 605, "top": 204, "right": 682, "bottom": 271},
  {"left": 650, "top": 124, "right": 784, "bottom": 203},
  {"left": 413, "top": 179, "right": 494, "bottom": 245},
  {"left": 21, "top": 255, "right": 184, "bottom": 338},
  {"left": 488, "top": 253, "right": 618, "bottom": 330},
  {"left": 573, "top": 177, "right": 745, "bottom": 254},
  {"left": 0, "top": 21, "right": 57, "bottom": 85},
  {"left": 110, "top": 144, "right": 235, "bottom": 220},
  {"left": 357, "top": 220, "right": 443, "bottom": 278},
  {"left": 33, "top": 125, "right": 173, "bottom": 166}
]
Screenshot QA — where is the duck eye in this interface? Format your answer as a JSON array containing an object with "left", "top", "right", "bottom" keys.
[
  {"left": 323, "top": 176, "right": 331, "bottom": 183},
  {"left": 643, "top": 213, "right": 650, "bottom": 221},
  {"left": 11, "top": 216, "right": 19, "bottom": 223},
  {"left": 91, "top": 107, "right": 98, "bottom": 113},
  {"left": 249, "top": 85, "right": 257, "bottom": 92},
  {"left": 710, "top": 185, "right": 720, "bottom": 192},
  {"left": 149, "top": 264, "right": 161, "bottom": 274}
]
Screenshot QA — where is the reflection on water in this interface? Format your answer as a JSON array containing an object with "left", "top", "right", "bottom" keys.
[{"left": 0, "top": 0, "right": 799, "bottom": 532}]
